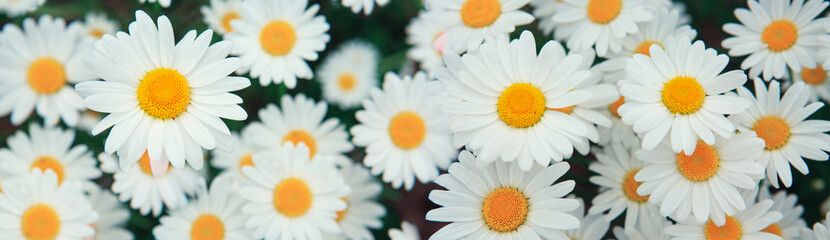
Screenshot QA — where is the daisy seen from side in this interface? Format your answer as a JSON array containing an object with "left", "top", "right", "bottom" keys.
[{"left": 317, "top": 40, "right": 379, "bottom": 109}]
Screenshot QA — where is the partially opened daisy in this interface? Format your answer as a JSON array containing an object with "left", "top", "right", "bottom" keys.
[
  {"left": 351, "top": 71, "right": 456, "bottom": 190},
  {"left": 80, "top": 12, "right": 118, "bottom": 40},
  {"left": 325, "top": 160, "right": 385, "bottom": 240},
  {"left": 429, "top": 0, "right": 534, "bottom": 52},
  {"left": 634, "top": 132, "right": 766, "bottom": 225},
  {"left": 76, "top": 10, "right": 249, "bottom": 175},
  {"left": 731, "top": 79, "right": 830, "bottom": 188},
  {"left": 792, "top": 63, "right": 830, "bottom": 103},
  {"left": 666, "top": 199, "right": 783, "bottom": 240},
  {"left": 406, "top": 10, "right": 449, "bottom": 76},
  {"left": 341, "top": 0, "right": 390, "bottom": 15},
  {"left": 435, "top": 30, "right": 592, "bottom": 170},
  {"left": 388, "top": 221, "right": 420, "bottom": 240},
  {"left": 617, "top": 36, "right": 751, "bottom": 154},
  {"left": 803, "top": 213, "right": 830, "bottom": 240},
  {"left": 0, "top": 0, "right": 44, "bottom": 17},
  {"left": 317, "top": 40, "right": 379, "bottom": 109},
  {"left": 426, "top": 150, "right": 580, "bottom": 239},
  {"left": 0, "top": 170, "right": 97, "bottom": 239},
  {"left": 227, "top": 0, "right": 330, "bottom": 88},
  {"left": 201, "top": 0, "right": 242, "bottom": 35},
  {"left": 244, "top": 94, "right": 353, "bottom": 159},
  {"left": 211, "top": 132, "right": 257, "bottom": 180},
  {"left": 0, "top": 15, "right": 97, "bottom": 126},
  {"left": 566, "top": 198, "right": 611, "bottom": 240},
  {"left": 552, "top": 0, "right": 653, "bottom": 56},
  {"left": 139, "top": 0, "right": 172, "bottom": 8},
  {"left": 722, "top": 0, "right": 827, "bottom": 81},
  {"left": 240, "top": 143, "right": 349, "bottom": 240},
  {"left": 86, "top": 186, "right": 133, "bottom": 240},
  {"left": 756, "top": 186, "right": 807, "bottom": 239},
  {"left": 153, "top": 176, "right": 250, "bottom": 240}
]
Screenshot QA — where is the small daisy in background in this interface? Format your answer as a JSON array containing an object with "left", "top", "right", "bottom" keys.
[
  {"left": 340, "top": 0, "right": 390, "bottom": 15},
  {"left": 756, "top": 185, "right": 807, "bottom": 239},
  {"left": 0, "top": 15, "right": 97, "bottom": 126},
  {"left": 731, "top": 79, "right": 830, "bottom": 188},
  {"left": 722, "top": 0, "right": 828, "bottom": 81},
  {"left": 430, "top": 0, "right": 534, "bottom": 52},
  {"left": 552, "top": 0, "right": 653, "bottom": 56},
  {"left": 426, "top": 151, "right": 580, "bottom": 239},
  {"left": 77, "top": 10, "right": 249, "bottom": 175},
  {"left": 201, "top": 0, "right": 242, "bottom": 35},
  {"left": 565, "top": 198, "right": 611, "bottom": 240},
  {"left": 406, "top": 10, "right": 449, "bottom": 76},
  {"left": 351, "top": 71, "right": 456, "bottom": 190},
  {"left": 325, "top": 160, "right": 386, "bottom": 240},
  {"left": 666, "top": 199, "right": 783, "bottom": 240},
  {"left": 153, "top": 176, "right": 250, "bottom": 240},
  {"left": 388, "top": 221, "right": 420, "bottom": 240},
  {"left": 318, "top": 40, "right": 380, "bottom": 109},
  {"left": 79, "top": 12, "right": 118, "bottom": 40},
  {"left": 529, "top": 0, "right": 565, "bottom": 41},
  {"left": 139, "top": 0, "right": 171, "bottom": 8},
  {"left": 792, "top": 61, "right": 830, "bottom": 103},
  {"left": 227, "top": 0, "right": 330, "bottom": 88},
  {"left": 803, "top": 213, "right": 830, "bottom": 240},
  {"left": 211, "top": 132, "right": 258, "bottom": 180},
  {"left": 85, "top": 186, "right": 134, "bottom": 240},
  {"left": 0, "top": 0, "right": 44, "bottom": 17}
]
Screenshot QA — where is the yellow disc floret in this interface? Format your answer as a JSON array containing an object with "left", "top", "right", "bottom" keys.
[
  {"left": 138, "top": 151, "right": 170, "bottom": 176},
  {"left": 137, "top": 68, "right": 191, "bottom": 119},
  {"left": 273, "top": 178, "right": 313, "bottom": 218},
  {"left": 221, "top": 12, "right": 241, "bottom": 33},
  {"left": 481, "top": 187, "right": 528, "bottom": 233},
  {"left": 30, "top": 156, "right": 65, "bottom": 184},
  {"left": 634, "top": 41, "right": 662, "bottom": 56},
  {"left": 752, "top": 116, "right": 790, "bottom": 150},
  {"left": 622, "top": 169, "right": 649, "bottom": 203},
  {"left": 587, "top": 0, "right": 622, "bottom": 24},
  {"left": 704, "top": 216, "right": 743, "bottom": 240},
  {"left": 335, "top": 197, "right": 348, "bottom": 223},
  {"left": 609, "top": 96, "right": 625, "bottom": 119},
  {"left": 762, "top": 20, "right": 798, "bottom": 52},
  {"left": 761, "top": 223, "right": 782, "bottom": 237},
  {"left": 238, "top": 153, "right": 254, "bottom": 173},
  {"left": 260, "top": 21, "right": 296, "bottom": 56},
  {"left": 27, "top": 58, "right": 66, "bottom": 95},
  {"left": 282, "top": 130, "right": 317, "bottom": 157},
  {"left": 801, "top": 65, "right": 827, "bottom": 85},
  {"left": 676, "top": 141, "right": 719, "bottom": 182},
  {"left": 388, "top": 112, "right": 427, "bottom": 150},
  {"left": 497, "top": 83, "right": 546, "bottom": 128},
  {"left": 460, "top": 0, "right": 501, "bottom": 28},
  {"left": 21, "top": 204, "right": 60, "bottom": 240},
  {"left": 337, "top": 73, "right": 357, "bottom": 91},
  {"left": 190, "top": 214, "right": 225, "bottom": 240},
  {"left": 662, "top": 76, "right": 705, "bottom": 114}
]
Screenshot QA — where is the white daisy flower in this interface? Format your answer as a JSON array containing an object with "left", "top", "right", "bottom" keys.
[
  {"left": 0, "top": 15, "right": 97, "bottom": 126},
  {"left": 318, "top": 40, "right": 380, "bottom": 109},
  {"left": 406, "top": 10, "right": 449, "bottom": 77},
  {"left": 634, "top": 132, "right": 766, "bottom": 225},
  {"left": 666, "top": 199, "right": 783, "bottom": 240},
  {"left": 139, "top": 0, "right": 172, "bottom": 8},
  {"left": 0, "top": 170, "right": 97, "bottom": 239},
  {"left": 756, "top": 186, "right": 807, "bottom": 239},
  {"left": 100, "top": 152, "right": 202, "bottom": 217},
  {"left": 792, "top": 63, "right": 830, "bottom": 103},
  {"left": 731, "top": 79, "right": 830, "bottom": 188},
  {"left": 240, "top": 143, "right": 349, "bottom": 240},
  {"left": 617, "top": 36, "right": 751, "bottom": 154},
  {"left": 426, "top": 150, "right": 580, "bottom": 239},
  {"left": 435, "top": 30, "right": 593, "bottom": 170},
  {"left": 85, "top": 186, "right": 133, "bottom": 240},
  {"left": 552, "top": 0, "right": 653, "bottom": 57},
  {"left": 211, "top": 132, "right": 257, "bottom": 180},
  {"left": 612, "top": 217, "right": 672, "bottom": 240},
  {"left": 0, "top": 124, "right": 101, "bottom": 186},
  {"left": 430, "top": 0, "right": 534, "bottom": 53},
  {"left": 244, "top": 94, "right": 353, "bottom": 159},
  {"left": 351, "top": 71, "right": 456, "bottom": 190},
  {"left": 80, "top": 12, "right": 118, "bottom": 40},
  {"left": 201, "top": 0, "right": 242, "bottom": 35},
  {"left": 388, "top": 221, "right": 420, "bottom": 240},
  {"left": 722, "top": 0, "right": 828, "bottom": 81},
  {"left": 803, "top": 212, "right": 830, "bottom": 240},
  {"left": 588, "top": 143, "right": 660, "bottom": 233},
  {"left": 153, "top": 176, "right": 250, "bottom": 240},
  {"left": 529, "top": 0, "right": 565, "bottom": 40},
  {"left": 341, "top": 0, "right": 390, "bottom": 15},
  {"left": 597, "top": 95, "right": 640, "bottom": 148},
  {"left": 566, "top": 198, "right": 610, "bottom": 240},
  {"left": 76, "top": 10, "right": 249, "bottom": 175},
  {"left": 0, "top": 0, "right": 44, "bottom": 17},
  {"left": 227, "top": 0, "right": 330, "bottom": 88},
  {"left": 324, "top": 160, "right": 386, "bottom": 240}
]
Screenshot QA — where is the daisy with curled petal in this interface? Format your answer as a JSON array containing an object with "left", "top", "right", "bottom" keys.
[
  {"left": 0, "top": 0, "right": 44, "bottom": 17},
  {"left": 318, "top": 40, "right": 380, "bottom": 109},
  {"left": 0, "top": 170, "right": 97, "bottom": 240},
  {"left": 755, "top": 184, "right": 807, "bottom": 239},
  {"left": 85, "top": 186, "right": 134, "bottom": 240},
  {"left": 803, "top": 213, "right": 830, "bottom": 240},
  {"left": 201, "top": 0, "right": 242, "bottom": 35},
  {"left": 406, "top": 10, "right": 449, "bottom": 77},
  {"left": 341, "top": 0, "right": 390, "bottom": 15},
  {"left": 566, "top": 197, "right": 611, "bottom": 240},
  {"left": 351, "top": 71, "right": 456, "bottom": 190},
  {"left": 227, "top": 0, "right": 330, "bottom": 88},
  {"left": 153, "top": 176, "right": 250, "bottom": 240},
  {"left": 666, "top": 199, "right": 783, "bottom": 240},
  {"left": 731, "top": 79, "right": 830, "bottom": 188},
  {"left": 388, "top": 221, "right": 420, "bottom": 240},
  {"left": 617, "top": 36, "right": 751, "bottom": 155},
  {"left": 211, "top": 132, "right": 257, "bottom": 180},
  {"left": 552, "top": 0, "right": 653, "bottom": 57},
  {"left": 426, "top": 150, "right": 580, "bottom": 239},
  {"left": 634, "top": 132, "right": 766, "bottom": 226},
  {"left": 80, "top": 12, "right": 119, "bottom": 40},
  {"left": 76, "top": 10, "right": 249, "bottom": 175},
  {"left": 324, "top": 159, "right": 386, "bottom": 240},
  {"left": 240, "top": 143, "right": 349, "bottom": 240},
  {"left": 792, "top": 62, "right": 830, "bottom": 103},
  {"left": 435, "top": 30, "right": 593, "bottom": 170},
  {"left": 0, "top": 15, "right": 97, "bottom": 126},
  {"left": 139, "top": 0, "right": 172, "bottom": 8},
  {"left": 429, "top": 0, "right": 534, "bottom": 53}
]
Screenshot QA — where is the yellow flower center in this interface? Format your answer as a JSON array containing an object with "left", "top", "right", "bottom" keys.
[
  {"left": 88, "top": 29, "right": 107, "bottom": 39},
  {"left": 608, "top": 96, "right": 625, "bottom": 119},
  {"left": 335, "top": 197, "right": 348, "bottom": 222},
  {"left": 337, "top": 73, "right": 357, "bottom": 91},
  {"left": 260, "top": 21, "right": 296, "bottom": 56},
  {"left": 388, "top": 112, "right": 427, "bottom": 150},
  {"left": 220, "top": 12, "right": 240, "bottom": 33},
  {"left": 273, "top": 178, "right": 313, "bottom": 218},
  {"left": 704, "top": 216, "right": 743, "bottom": 240},
  {"left": 497, "top": 83, "right": 546, "bottom": 128},
  {"left": 622, "top": 169, "right": 649, "bottom": 203},
  {"left": 237, "top": 153, "right": 254, "bottom": 174},
  {"left": 482, "top": 187, "right": 528, "bottom": 232},
  {"left": 587, "top": 0, "right": 622, "bottom": 24},
  {"left": 801, "top": 65, "right": 827, "bottom": 85},
  {"left": 27, "top": 58, "right": 66, "bottom": 95},
  {"left": 190, "top": 214, "right": 225, "bottom": 240},
  {"left": 282, "top": 130, "right": 317, "bottom": 157},
  {"left": 137, "top": 68, "right": 191, "bottom": 120},
  {"left": 21, "top": 204, "right": 60, "bottom": 240},
  {"left": 30, "top": 156, "right": 65, "bottom": 184},
  {"left": 634, "top": 41, "right": 662, "bottom": 56},
  {"left": 138, "top": 151, "right": 170, "bottom": 176},
  {"left": 662, "top": 76, "right": 705, "bottom": 114},
  {"left": 762, "top": 20, "right": 798, "bottom": 52},
  {"left": 460, "top": 0, "right": 501, "bottom": 28},
  {"left": 761, "top": 223, "right": 783, "bottom": 237},
  {"left": 752, "top": 116, "right": 791, "bottom": 150},
  {"left": 676, "top": 141, "right": 719, "bottom": 182}
]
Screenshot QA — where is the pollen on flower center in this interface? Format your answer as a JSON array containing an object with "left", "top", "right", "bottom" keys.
[
  {"left": 21, "top": 204, "right": 60, "bottom": 240},
  {"left": 801, "top": 66, "right": 827, "bottom": 85},
  {"left": 27, "top": 57, "right": 66, "bottom": 94},
  {"left": 634, "top": 41, "right": 662, "bottom": 56},
  {"left": 481, "top": 187, "right": 528, "bottom": 233},
  {"left": 622, "top": 169, "right": 649, "bottom": 203},
  {"left": 752, "top": 116, "right": 790, "bottom": 150},
  {"left": 337, "top": 73, "right": 357, "bottom": 91},
  {"left": 587, "top": 0, "right": 623, "bottom": 24},
  {"left": 388, "top": 112, "right": 427, "bottom": 150},
  {"left": 190, "top": 214, "right": 225, "bottom": 240},
  {"left": 138, "top": 151, "right": 170, "bottom": 176},
  {"left": 676, "top": 141, "right": 719, "bottom": 182},
  {"left": 335, "top": 197, "right": 348, "bottom": 222},
  {"left": 273, "top": 177, "right": 313, "bottom": 218},
  {"left": 30, "top": 156, "right": 66, "bottom": 184},
  {"left": 761, "top": 223, "right": 783, "bottom": 237},
  {"left": 661, "top": 76, "right": 705, "bottom": 114},
  {"left": 221, "top": 12, "right": 240, "bottom": 32},
  {"left": 137, "top": 68, "right": 191, "bottom": 120},
  {"left": 704, "top": 216, "right": 743, "bottom": 240},
  {"left": 282, "top": 130, "right": 318, "bottom": 157},
  {"left": 460, "top": 0, "right": 501, "bottom": 28},
  {"left": 260, "top": 20, "right": 296, "bottom": 56},
  {"left": 237, "top": 153, "right": 254, "bottom": 174},
  {"left": 762, "top": 20, "right": 798, "bottom": 52},
  {"left": 497, "top": 83, "right": 546, "bottom": 128},
  {"left": 609, "top": 96, "right": 625, "bottom": 119}
]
